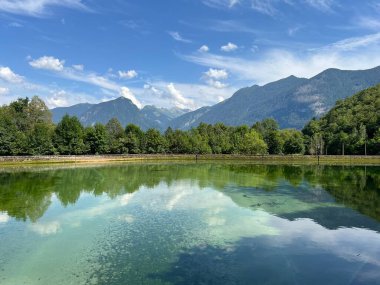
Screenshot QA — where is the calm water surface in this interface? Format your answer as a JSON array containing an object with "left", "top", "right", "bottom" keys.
[{"left": 0, "top": 163, "right": 379, "bottom": 285}]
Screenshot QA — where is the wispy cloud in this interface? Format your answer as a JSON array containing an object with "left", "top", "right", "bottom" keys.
[
  {"left": 202, "top": 0, "right": 240, "bottom": 9},
  {"left": 304, "top": 0, "right": 335, "bottom": 12},
  {"left": 168, "top": 31, "right": 192, "bottom": 43},
  {"left": 358, "top": 17, "right": 380, "bottom": 30},
  {"left": 251, "top": 0, "right": 277, "bottom": 16},
  {"left": 0, "top": 0, "right": 88, "bottom": 17},
  {"left": 204, "top": 0, "right": 336, "bottom": 16},
  {"left": 207, "top": 19, "right": 257, "bottom": 33},
  {"left": 319, "top": 32, "right": 380, "bottom": 52},
  {"left": 183, "top": 33, "right": 380, "bottom": 84}
]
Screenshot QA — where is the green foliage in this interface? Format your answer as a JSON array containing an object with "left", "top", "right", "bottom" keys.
[
  {"left": 0, "top": 96, "right": 54, "bottom": 155},
  {"left": 281, "top": 129, "right": 305, "bottom": 155},
  {"left": 54, "top": 115, "right": 86, "bottom": 155},
  {"left": 145, "top": 129, "right": 168, "bottom": 153},
  {"left": 303, "top": 84, "right": 380, "bottom": 155},
  {"left": 85, "top": 124, "right": 109, "bottom": 154},
  {"left": 125, "top": 124, "right": 145, "bottom": 154},
  {"left": 253, "top": 118, "right": 282, "bottom": 154},
  {"left": 238, "top": 129, "right": 268, "bottom": 155},
  {"left": 106, "top": 118, "right": 126, "bottom": 154}
]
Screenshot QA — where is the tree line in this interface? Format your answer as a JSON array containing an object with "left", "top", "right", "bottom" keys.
[{"left": 0, "top": 89, "right": 378, "bottom": 156}]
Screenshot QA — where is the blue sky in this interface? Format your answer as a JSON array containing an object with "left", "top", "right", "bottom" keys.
[{"left": 0, "top": 0, "right": 380, "bottom": 109}]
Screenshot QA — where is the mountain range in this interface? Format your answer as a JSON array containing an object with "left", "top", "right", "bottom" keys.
[
  {"left": 51, "top": 66, "right": 380, "bottom": 130},
  {"left": 51, "top": 98, "right": 189, "bottom": 130}
]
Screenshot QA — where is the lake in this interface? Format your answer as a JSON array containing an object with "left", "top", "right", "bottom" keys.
[{"left": 0, "top": 162, "right": 379, "bottom": 285}]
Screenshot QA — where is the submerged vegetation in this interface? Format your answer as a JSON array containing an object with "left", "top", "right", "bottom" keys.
[
  {"left": 0, "top": 84, "right": 379, "bottom": 156},
  {"left": 0, "top": 164, "right": 379, "bottom": 223}
]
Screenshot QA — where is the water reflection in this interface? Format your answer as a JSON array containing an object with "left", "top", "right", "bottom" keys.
[
  {"left": 0, "top": 163, "right": 379, "bottom": 223},
  {"left": 0, "top": 163, "right": 379, "bottom": 285}
]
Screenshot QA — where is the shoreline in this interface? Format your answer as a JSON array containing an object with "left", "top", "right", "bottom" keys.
[{"left": 0, "top": 154, "right": 379, "bottom": 167}]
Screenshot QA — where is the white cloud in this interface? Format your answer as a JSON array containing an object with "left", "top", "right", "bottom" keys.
[
  {"left": 206, "top": 79, "right": 227, "bottom": 89},
  {"left": 0, "top": 87, "right": 9, "bottom": 95},
  {"left": 167, "top": 83, "right": 195, "bottom": 109},
  {"left": 0, "top": 0, "right": 88, "bottom": 17},
  {"left": 0, "top": 66, "right": 23, "bottom": 83},
  {"left": 72, "top": 64, "right": 84, "bottom": 71},
  {"left": 45, "top": 90, "right": 70, "bottom": 107},
  {"left": 120, "top": 86, "right": 142, "bottom": 109},
  {"left": 199, "top": 45, "right": 210, "bottom": 52},
  {"left": 118, "top": 70, "right": 138, "bottom": 79},
  {"left": 204, "top": 68, "right": 229, "bottom": 80},
  {"left": 183, "top": 33, "right": 380, "bottom": 85},
  {"left": 168, "top": 31, "right": 192, "bottom": 43},
  {"left": 221, "top": 42, "right": 238, "bottom": 52},
  {"left": 29, "top": 56, "right": 65, "bottom": 71},
  {"left": 203, "top": 68, "right": 228, "bottom": 89}
]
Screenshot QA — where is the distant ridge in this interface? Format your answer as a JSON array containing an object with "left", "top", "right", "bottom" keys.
[
  {"left": 51, "top": 97, "right": 189, "bottom": 130},
  {"left": 51, "top": 66, "right": 380, "bottom": 130},
  {"left": 170, "top": 66, "right": 380, "bottom": 129}
]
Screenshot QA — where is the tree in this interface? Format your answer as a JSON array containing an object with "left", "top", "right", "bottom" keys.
[
  {"left": 0, "top": 107, "right": 17, "bottom": 155},
  {"left": 85, "top": 124, "right": 109, "bottom": 154},
  {"left": 253, "top": 119, "right": 283, "bottom": 154},
  {"left": 54, "top": 115, "right": 86, "bottom": 155},
  {"left": 309, "top": 133, "right": 325, "bottom": 155},
  {"left": 281, "top": 129, "right": 305, "bottom": 154},
  {"left": 238, "top": 129, "right": 268, "bottom": 155},
  {"left": 166, "top": 129, "right": 192, "bottom": 154},
  {"left": 106, "top": 118, "right": 126, "bottom": 154},
  {"left": 145, "top": 129, "right": 168, "bottom": 153},
  {"left": 28, "top": 123, "right": 55, "bottom": 155},
  {"left": 188, "top": 129, "right": 212, "bottom": 154},
  {"left": 125, "top": 124, "right": 145, "bottom": 154}
]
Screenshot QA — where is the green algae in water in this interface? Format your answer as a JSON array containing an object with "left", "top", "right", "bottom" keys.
[{"left": 0, "top": 163, "right": 379, "bottom": 285}]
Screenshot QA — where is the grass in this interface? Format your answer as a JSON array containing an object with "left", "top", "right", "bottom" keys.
[{"left": 0, "top": 154, "right": 379, "bottom": 167}]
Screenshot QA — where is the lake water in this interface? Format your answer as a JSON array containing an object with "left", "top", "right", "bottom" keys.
[{"left": 0, "top": 162, "right": 379, "bottom": 285}]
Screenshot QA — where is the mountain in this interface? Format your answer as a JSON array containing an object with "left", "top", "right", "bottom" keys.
[
  {"left": 51, "top": 66, "right": 380, "bottom": 131},
  {"left": 170, "top": 66, "right": 380, "bottom": 129},
  {"left": 51, "top": 103, "right": 93, "bottom": 124},
  {"left": 51, "top": 97, "right": 189, "bottom": 130}
]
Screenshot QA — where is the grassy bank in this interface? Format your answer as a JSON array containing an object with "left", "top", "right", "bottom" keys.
[{"left": 0, "top": 154, "right": 379, "bottom": 166}]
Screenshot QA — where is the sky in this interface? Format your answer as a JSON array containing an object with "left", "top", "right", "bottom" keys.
[{"left": 0, "top": 0, "right": 380, "bottom": 110}]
